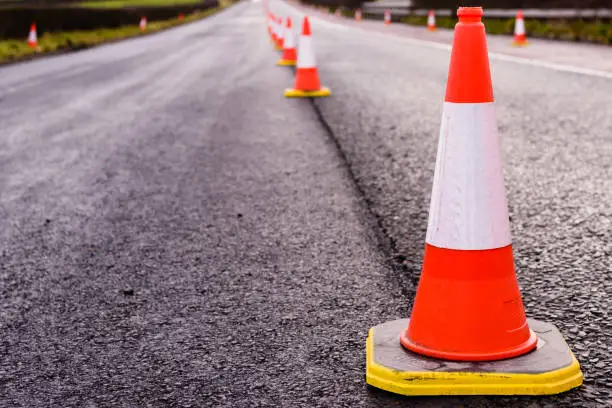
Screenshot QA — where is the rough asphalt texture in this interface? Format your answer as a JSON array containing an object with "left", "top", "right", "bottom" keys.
[{"left": 1, "top": 1, "right": 610, "bottom": 407}]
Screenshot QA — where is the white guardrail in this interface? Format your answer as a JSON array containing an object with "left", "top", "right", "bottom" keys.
[{"left": 361, "top": 1, "right": 612, "bottom": 19}]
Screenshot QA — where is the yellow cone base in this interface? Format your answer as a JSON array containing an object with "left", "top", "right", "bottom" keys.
[
  {"left": 276, "top": 59, "right": 297, "bottom": 66},
  {"left": 366, "top": 318, "right": 583, "bottom": 396},
  {"left": 284, "top": 87, "right": 331, "bottom": 98}
]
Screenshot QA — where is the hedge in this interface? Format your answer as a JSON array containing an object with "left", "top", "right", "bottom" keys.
[{"left": 0, "top": 0, "right": 218, "bottom": 39}]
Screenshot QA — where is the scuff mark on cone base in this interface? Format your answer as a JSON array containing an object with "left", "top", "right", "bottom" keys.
[{"left": 366, "top": 318, "right": 583, "bottom": 396}]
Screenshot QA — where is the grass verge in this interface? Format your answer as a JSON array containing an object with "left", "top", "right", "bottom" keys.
[
  {"left": 321, "top": 6, "right": 612, "bottom": 45},
  {"left": 0, "top": 5, "right": 223, "bottom": 64},
  {"left": 79, "top": 0, "right": 203, "bottom": 9},
  {"left": 401, "top": 15, "right": 612, "bottom": 45}
]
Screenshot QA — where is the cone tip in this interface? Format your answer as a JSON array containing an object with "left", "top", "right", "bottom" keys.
[
  {"left": 517, "top": 10, "right": 524, "bottom": 18},
  {"left": 457, "top": 7, "right": 483, "bottom": 23},
  {"left": 302, "top": 16, "right": 311, "bottom": 36}
]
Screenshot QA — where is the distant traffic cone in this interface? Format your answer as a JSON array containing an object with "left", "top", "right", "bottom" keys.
[
  {"left": 178, "top": 13, "right": 184, "bottom": 21},
  {"left": 513, "top": 10, "right": 528, "bottom": 46},
  {"left": 335, "top": 8, "right": 341, "bottom": 17},
  {"left": 365, "top": 7, "right": 582, "bottom": 397},
  {"left": 27, "top": 23, "right": 38, "bottom": 49},
  {"left": 275, "top": 16, "right": 284, "bottom": 51},
  {"left": 384, "top": 10, "right": 391, "bottom": 25},
  {"left": 355, "top": 9, "right": 362, "bottom": 21},
  {"left": 139, "top": 17, "right": 147, "bottom": 31},
  {"left": 427, "top": 10, "right": 436, "bottom": 31},
  {"left": 277, "top": 17, "right": 297, "bottom": 66},
  {"left": 284, "top": 16, "right": 330, "bottom": 98},
  {"left": 269, "top": 13, "right": 277, "bottom": 45}
]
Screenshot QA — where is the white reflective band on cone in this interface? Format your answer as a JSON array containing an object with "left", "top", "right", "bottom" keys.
[
  {"left": 515, "top": 18, "right": 525, "bottom": 35},
  {"left": 284, "top": 25, "right": 295, "bottom": 49},
  {"left": 428, "top": 14, "right": 435, "bottom": 26},
  {"left": 426, "top": 102, "right": 512, "bottom": 250},
  {"left": 277, "top": 21, "right": 284, "bottom": 40},
  {"left": 28, "top": 31, "right": 37, "bottom": 42},
  {"left": 297, "top": 36, "right": 316, "bottom": 68}
]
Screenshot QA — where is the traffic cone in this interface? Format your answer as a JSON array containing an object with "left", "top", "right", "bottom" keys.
[
  {"left": 269, "top": 13, "right": 277, "bottom": 45},
  {"left": 139, "top": 17, "right": 147, "bottom": 31},
  {"left": 355, "top": 9, "right": 362, "bottom": 21},
  {"left": 365, "top": 7, "right": 582, "bottom": 396},
  {"left": 384, "top": 10, "right": 391, "bottom": 25},
  {"left": 284, "top": 16, "right": 330, "bottom": 98},
  {"left": 513, "top": 10, "right": 528, "bottom": 46},
  {"left": 178, "top": 13, "right": 184, "bottom": 21},
  {"left": 27, "top": 23, "right": 38, "bottom": 49},
  {"left": 334, "top": 8, "right": 341, "bottom": 17},
  {"left": 427, "top": 10, "right": 436, "bottom": 31},
  {"left": 277, "top": 17, "right": 297, "bottom": 66},
  {"left": 275, "top": 16, "right": 284, "bottom": 51}
]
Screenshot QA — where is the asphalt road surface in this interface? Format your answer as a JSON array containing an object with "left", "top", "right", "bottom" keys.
[{"left": 1, "top": 1, "right": 610, "bottom": 407}]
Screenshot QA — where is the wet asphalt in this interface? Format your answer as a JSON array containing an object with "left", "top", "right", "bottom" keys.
[{"left": 0, "top": 1, "right": 610, "bottom": 407}]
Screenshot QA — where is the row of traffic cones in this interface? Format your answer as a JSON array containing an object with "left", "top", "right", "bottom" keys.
[
  {"left": 265, "top": 2, "right": 581, "bottom": 398},
  {"left": 337, "top": 8, "right": 528, "bottom": 46},
  {"left": 267, "top": 10, "right": 330, "bottom": 98}
]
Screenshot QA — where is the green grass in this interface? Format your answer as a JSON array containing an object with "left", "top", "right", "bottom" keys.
[
  {"left": 0, "top": 7, "right": 220, "bottom": 63},
  {"left": 79, "top": 0, "right": 202, "bottom": 8},
  {"left": 400, "top": 15, "right": 612, "bottom": 45}
]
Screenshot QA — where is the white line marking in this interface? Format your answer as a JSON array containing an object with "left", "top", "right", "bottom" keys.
[
  {"left": 487, "top": 52, "right": 612, "bottom": 79},
  {"left": 355, "top": 28, "right": 612, "bottom": 80},
  {"left": 308, "top": 15, "right": 349, "bottom": 31},
  {"left": 280, "top": 2, "right": 347, "bottom": 31}
]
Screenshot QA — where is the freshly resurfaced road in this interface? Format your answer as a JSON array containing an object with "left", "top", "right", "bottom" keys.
[{"left": 1, "top": 1, "right": 610, "bottom": 407}]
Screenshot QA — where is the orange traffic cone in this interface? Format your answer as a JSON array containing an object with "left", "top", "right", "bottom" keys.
[
  {"left": 427, "top": 10, "right": 436, "bottom": 31},
  {"left": 178, "top": 13, "right": 184, "bottom": 21},
  {"left": 513, "top": 10, "right": 528, "bottom": 46},
  {"left": 277, "top": 17, "right": 297, "bottom": 66},
  {"left": 27, "top": 23, "right": 38, "bottom": 49},
  {"left": 139, "top": 17, "right": 147, "bottom": 31},
  {"left": 355, "top": 9, "right": 362, "bottom": 21},
  {"left": 284, "top": 16, "right": 330, "bottom": 98},
  {"left": 268, "top": 13, "right": 277, "bottom": 45},
  {"left": 365, "top": 7, "right": 582, "bottom": 397},
  {"left": 403, "top": 5, "right": 535, "bottom": 363},
  {"left": 275, "top": 16, "right": 284, "bottom": 51},
  {"left": 384, "top": 10, "right": 391, "bottom": 25}
]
